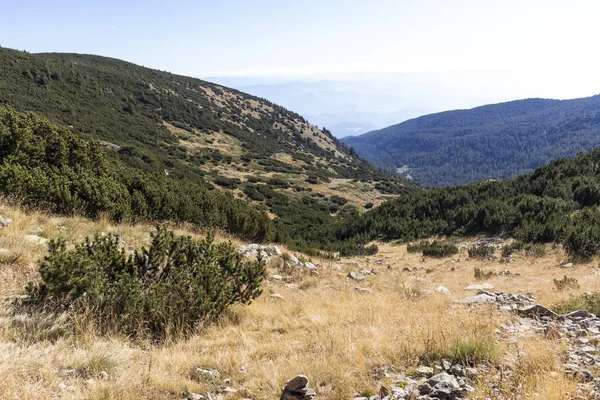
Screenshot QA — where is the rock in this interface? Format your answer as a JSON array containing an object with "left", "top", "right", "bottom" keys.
[
  {"left": 418, "top": 383, "right": 432, "bottom": 395},
  {"left": 567, "top": 310, "right": 594, "bottom": 319},
  {"left": 283, "top": 375, "right": 309, "bottom": 392},
  {"left": 435, "top": 286, "right": 450, "bottom": 294},
  {"left": 0, "top": 216, "right": 12, "bottom": 227},
  {"left": 355, "top": 287, "right": 373, "bottom": 293},
  {"left": 270, "top": 293, "right": 286, "bottom": 300},
  {"left": 428, "top": 373, "right": 460, "bottom": 389},
  {"left": 348, "top": 271, "right": 365, "bottom": 281},
  {"left": 58, "top": 382, "right": 67, "bottom": 390},
  {"left": 465, "top": 283, "right": 494, "bottom": 291},
  {"left": 415, "top": 365, "right": 434, "bottom": 377},
  {"left": 0, "top": 248, "right": 9, "bottom": 254},
  {"left": 304, "top": 262, "right": 318, "bottom": 273},
  {"left": 562, "top": 262, "right": 574, "bottom": 268},
  {"left": 371, "top": 268, "right": 380, "bottom": 275},
  {"left": 25, "top": 234, "right": 48, "bottom": 245},
  {"left": 518, "top": 304, "right": 559, "bottom": 319},
  {"left": 455, "top": 293, "right": 496, "bottom": 304},
  {"left": 280, "top": 374, "right": 316, "bottom": 400},
  {"left": 441, "top": 360, "right": 452, "bottom": 371},
  {"left": 191, "top": 367, "right": 220, "bottom": 382},
  {"left": 97, "top": 371, "right": 109, "bottom": 380},
  {"left": 186, "top": 393, "right": 205, "bottom": 400}
]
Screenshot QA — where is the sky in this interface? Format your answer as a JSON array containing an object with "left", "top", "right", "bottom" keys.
[{"left": 3, "top": 0, "right": 600, "bottom": 107}]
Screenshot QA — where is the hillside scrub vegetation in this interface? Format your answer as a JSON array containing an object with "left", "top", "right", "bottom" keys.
[
  {"left": 26, "top": 227, "right": 265, "bottom": 339},
  {"left": 0, "top": 107, "right": 274, "bottom": 241},
  {"left": 337, "top": 147, "right": 600, "bottom": 260}
]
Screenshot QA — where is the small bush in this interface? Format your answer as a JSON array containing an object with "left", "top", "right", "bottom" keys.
[
  {"left": 27, "top": 227, "right": 266, "bottom": 339},
  {"left": 364, "top": 202, "right": 374, "bottom": 209},
  {"left": 468, "top": 245, "right": 494, "bottom": 259},
  {"left": 501, "top": 241, "right": 546, "bottom": 258},
  {"left": 553, "top": 275, "right": 580, "bottom": 291},
  {"left": 554, "top": 292, "right": 600, "bottom": 315},
  {"left": 474, "top": 267, "right": 496, "bottom": 280},
  {"left": 408, "top": 241, "right": 458, "bottom": 258}
]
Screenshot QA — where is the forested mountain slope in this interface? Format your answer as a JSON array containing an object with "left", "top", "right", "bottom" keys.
[
  {"left": 337, "top": 146, "right": 600, "bottom": 259},
  {"left": 342, "top": 96, "right": 600, "bottom": 186},
  {"left": 0, "top": 47, "right": 412, "bottom": 254}
]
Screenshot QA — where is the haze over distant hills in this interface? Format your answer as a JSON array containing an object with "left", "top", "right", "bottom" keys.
[
  {"left": 342, "top": 95, "right": 600, "bottom": 187},
  {"left": 206, "top": 71, "right": 544, "bottom": 138}
]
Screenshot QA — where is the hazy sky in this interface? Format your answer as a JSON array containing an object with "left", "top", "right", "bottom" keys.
[{"left": 3, "top": 0, "right": 600, "bottom": 100}]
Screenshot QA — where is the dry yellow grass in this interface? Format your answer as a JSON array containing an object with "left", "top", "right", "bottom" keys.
[{"left": 0, "top": 201, "right": 596, "bottom": 399}]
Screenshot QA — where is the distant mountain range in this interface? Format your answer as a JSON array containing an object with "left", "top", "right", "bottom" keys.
[
  {"left": 205, "top": 77, "right": 436, "bottom": 138},
  {"left": 342, "top": 96, "right": 600, "bottom": 187}
]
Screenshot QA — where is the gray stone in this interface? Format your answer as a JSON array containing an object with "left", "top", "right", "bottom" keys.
[
  {"left": 566, "top": 310, "right": 594, "bottom": 319},
  {"left": 348, "top": 271, "right": 365, "bottom": 281},
  {"left": 24, "top": 234, "right": 48, "bottom": 245},
  {"left": 562, "top": 262, "right": 574, "bottom": 268},
  {"left": 455, "top": 293, "right": 496, "bottom": 304},
  {"left": 435, "top": 286, "right": 450, "bottom": 294},
  {"left": 428, "top": 372, "right": 460, "bottom": 390},
  {"left": 517, "top": 304, "right": 558, "bottom": 319},
  {"left": 465, "top": 283, "right": 494, "bottom": 291},
  {"left": 415, "top": 365, "right": 434, "bottom": 377},
  {"left": 0, "top": 216, "right": 12, "bottom": 227}
]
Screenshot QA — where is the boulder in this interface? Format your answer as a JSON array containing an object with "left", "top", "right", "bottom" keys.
[{"left": 348, "top": 271, "right": 365, "bottom": 281}]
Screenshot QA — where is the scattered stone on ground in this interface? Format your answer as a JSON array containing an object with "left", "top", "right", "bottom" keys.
[{"left": 0, "top": 216, "right": 12, "bottom": 227}]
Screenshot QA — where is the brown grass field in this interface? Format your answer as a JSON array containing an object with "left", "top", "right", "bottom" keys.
[{"left": 0, "top": 200, "right": 597, "bottom": 399}]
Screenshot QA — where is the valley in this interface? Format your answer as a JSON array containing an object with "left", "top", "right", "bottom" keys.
[{"left": 0, "top": 200, "right": 596, "bottom": 399}]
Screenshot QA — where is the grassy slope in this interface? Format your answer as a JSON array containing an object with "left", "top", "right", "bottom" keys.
[
  {"left": 0, "top": 47, "right": 411, "bottom": 211},
  {"left": 0, "top": 200, "right": 591, "bottom": 399}
]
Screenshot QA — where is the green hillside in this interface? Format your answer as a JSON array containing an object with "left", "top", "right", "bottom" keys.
[
  {"left": 342, "top": 96, "right": 600, "bottom": 186},
  {"left": 338, "top": 146, "right": 600, "bottom": 259},
  {"left": 0, "top": 47, "right": 412, "bottom": 254}
]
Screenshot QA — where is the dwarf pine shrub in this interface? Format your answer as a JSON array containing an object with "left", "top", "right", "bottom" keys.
[{"left": 27, "top": 227, "right": 266, "bottom": 339}]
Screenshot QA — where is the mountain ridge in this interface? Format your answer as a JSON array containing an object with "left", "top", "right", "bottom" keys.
[{"left": 342, "top": 94, "right": 600, "bottom": 186}]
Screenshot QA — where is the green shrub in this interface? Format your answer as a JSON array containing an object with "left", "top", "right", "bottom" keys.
[
  {"left": 364, "top": 202, "right": 374, "bottom": 209},
  {"left": 27, "top": 227, "right": 266, "bottom": 339},
  {"left": 407, "top": 241, "right": 458, "bottom": 258},
  {"left": 213, "top": 176, "right": 241, "bottom": 189},
  {"left": 553, "top": 275, "right": 580, "bottom": 291},
  {"left": 554, "top": 292, "right": 600, "bottom": 315},
  {"left": 501, "top": 241, "right": 546, "bottom": 258},
  {"left": 473, "top": 267, "right": 496, "bottom": 280},
  {"left": 468, "top": 245, "right": 494, "bottom": 259}
]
